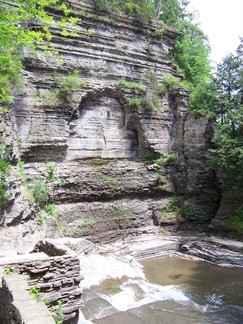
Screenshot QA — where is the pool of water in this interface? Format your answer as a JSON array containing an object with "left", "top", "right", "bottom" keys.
[{"left": 80, "top": 255, "right": 243, "bottom": 323}]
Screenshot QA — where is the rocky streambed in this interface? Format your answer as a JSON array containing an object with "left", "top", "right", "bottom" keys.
[
  {"left": 55, "top": 233, "right": 242, "bottom": 324},
  {"left": 49, "top": 232, "right": 243, "bottom": 322},
  {"left": 0, "top": 232, "right": 242, "bottom": 323}
]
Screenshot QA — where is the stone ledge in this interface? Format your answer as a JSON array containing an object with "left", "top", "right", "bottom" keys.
[
  {"left": 0, "top": 251, "right": 82, "bottom": 322},
  {"left": 1, "top": 273, "right": 55, "bottom": 324}
]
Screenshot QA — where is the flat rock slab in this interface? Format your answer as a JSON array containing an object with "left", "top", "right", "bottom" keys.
[
  {"left": 123, "top": 235, "right": 179, "bottom": 259},
  {"left": 2, "top": 273, "right": 55, "bottom": 323},
  {"left": 0, "top": 252, "right": 48, "bottom": 265}
]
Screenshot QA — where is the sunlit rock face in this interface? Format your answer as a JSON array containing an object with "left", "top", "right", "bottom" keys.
[
  {"left": 0, "top": 0, "right": 220, "bottom": 242},
  {"left": 67, "top": 95, "right": 138, "bottom": 160}
]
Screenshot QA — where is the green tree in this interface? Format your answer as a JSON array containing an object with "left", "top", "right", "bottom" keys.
[
  {"left": 0, "top": 0, "right": 59, "bottom": 109},
  {"left": 208, "top": 40, "right": 243, "bottom": 181},
  {"left": 159, "top": 0, "right": 211, "bottom": 104},
  {"left": 159, "top": 0, "right": 189, "bottom": 29},
  {"left": 0, "top": 0, "right": 80, "bottom": 110}
]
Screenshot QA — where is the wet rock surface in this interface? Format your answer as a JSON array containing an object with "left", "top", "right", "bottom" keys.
[{"left": 179, "top": 236, "right": 243, "bottom": 268}]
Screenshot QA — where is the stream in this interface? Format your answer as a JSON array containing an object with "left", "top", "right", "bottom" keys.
[{"left": 79, "top": 255, "right": 243, "bottom": 323}]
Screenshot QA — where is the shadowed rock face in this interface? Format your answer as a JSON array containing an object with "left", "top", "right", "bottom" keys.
[{"left": 0, "top": 0, "right": 221, "bottom": 242}]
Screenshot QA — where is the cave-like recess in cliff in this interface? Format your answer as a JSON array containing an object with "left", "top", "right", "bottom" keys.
[{"left": 67, "top": 91, "right": 139, "bottom": 160}]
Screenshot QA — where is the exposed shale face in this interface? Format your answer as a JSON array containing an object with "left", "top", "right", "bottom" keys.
[{"left": 0, "top": 0, "right": 220, "bottom": 243}]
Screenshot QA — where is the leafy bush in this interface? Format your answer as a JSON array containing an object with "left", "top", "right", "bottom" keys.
[
  {"left": 31, "top": 176, "right": 50, "bottom": 207},
  {"left": 160, "top": 198, "right": 180, "bottom": 221},
  {"left": 43, "top": 204, "right": 60, "bottom": 219},
  {"left": 228, "top": 208, "right": 243, "bottom": 233},
  {"left": 29, "top": 286, "right": 41, "bottom": 300},
  {"left": 51, "top": 300, "right": 64, "bottom": 324},
  {"left": 123, "top": 1, "right": 140, "bottom": 15},
  {"left": 156, "top": 173, "right": 166, "bottom": 186},
  {"left": 129, "top": 96, "right": 143, "bottom": 108},
  {"left": 57, "top": 70, "right": 82, "bottom": 102},
  {"left": 46, "top": 163, "right": 57, "bottom": 181},
  {"left": 4, "top": 267, "right": 15, "bottom": 275},
  {"left": 0, "top": 0, "right": 61, "bottom": 109},
  {"left": 164, "top": 75, "right": 184, "bottom": 91},
  {"left": 154, "top": 153, "right": 177, "bottom": 165},
  {"left": 119, "top": 78, "right": 146, "bottom": 92},
  {"left": 37, "top": 210, "right": 46, "bottom": 224},
  {"left": 123, "top": 70, "right": 167, "bottom": 111},
  {"left": 0, "top": 143, "right": 11, "bottom": 205},
  {"left": 87, "top": 28, "right": 94, "bottom": 36},
  {"left": 154, "top": 28, "right": 164, "bottom": 37},
  {"left": 58, "top": 218, "right": 97, "bottom": 237},
  {"left": 94, "top": 0, "right": 155, "bottom": 22},
  {"left": 172, "top": 173, "right": 181, "bottom": 185}
]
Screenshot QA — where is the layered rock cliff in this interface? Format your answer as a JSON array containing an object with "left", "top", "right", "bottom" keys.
[{"left": 0, "top": 0, "right": 220, "bottom": 247}]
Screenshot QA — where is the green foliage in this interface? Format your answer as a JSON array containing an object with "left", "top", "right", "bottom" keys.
[
  {"left": 228, "top": 207, "right": 243, "bottom": 233},
  {"left": 154, "top": 28, "right": 164, "bottom": 37},
  {"left": 129, "top": 96, "right": 157, "bottom": 111},
  {"left": 87, "top": 28, "right": 94, "bottom": 36},
  {"left": 56, "top": 70, "right": 82, "bottom": 102},
  {"left": 59, "top": 218, "right": 97, "bottom": 237},
  {"left": 36, "top": 71, "right": 84, "bottom": 105},
  {"left": 119, "top": 78, "right": 146, "bottom": 92},
  {"left": 165, "top": 197, "right": 179, "bottom": 212},
  {"left": 0, "top": 0, "right": 80, "bottom": 109},
  {"left": 160, "top": 197, "right": 180, "bottom": 220},
  {"left": 153, "top": 154, "right": 178, "bottom": 190},
  {"left": 123, "top": 1, "right": 140, "bottom": 15},
  {"left": 129, "top": 96, "right": 143, "bottom": 108},
  {"left": 160, "top": 0, "right": 211, "bottom": 103},
  {"left": 31, "top": 176, "right": 50, "bottom": 207},
  {"left": 4, "top": 267, "right": 15, "bottom": 275},
  {"left": 171, "top": 173, "right": 181, "bottom": 185},
  {"left": 82, "top": 219, "right": 97, "bottom": 228},
  {"left": 156, "top": 173, "right": 166, "bottom": 186},
  {"left": 0, "top": 143, "right": 11, "bottom": 206},
  {"left": 46, "top": 163, "right": 57, "bottom": 182},
  {"left": 60, "top": 3, "right": 71, "bottom": 16},
  {"left": 18, "top": 159, "right": 27, "bottom": 183},
  {"left": 164, "top": 75, "right": 184, "bottom": 91},
  {"left": 0, "top": 0, "right": 58, "bottom": 108},
  {"left": 94, "top": 0, "right": 156, "bottom": 22},
  {"left": 124, "top": 70, "right": 167, "bottom": 111},
  {"left": 22, "top": 162, "right": 59, "bottom": 222},
  {"left": 173, "top": 24, "right": 211, "bottom": 94},
  {"left": 101, "top": 176, "right": 119, "bottom": 186},
  {"left": 106, "top": 206, "right": 130, "bottom": 221},
  {"left": 29, "top": 285, "right": 41, "bottom": 300},
  {"left": 43, "top": 204, "right": 59, "bottom": 219},
  {"left": 203, "top": 41, "right": 243, "bottom": 184},
  {"left": 154, "top": 153, "right": 177, "bottom": 165},
  {"left": 36, "top": 210, "right": 46, "bottom": 224},
  {"left": 51, "top": 300, "right": 64, "bottom": 324},
  {"left": 135, "top": 155, "right": 154, "bottom": 162}
]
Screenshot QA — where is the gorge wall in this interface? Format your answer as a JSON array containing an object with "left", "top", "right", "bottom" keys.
[{"left": 0, "top": 0, "right": 221, "bottom": 248}]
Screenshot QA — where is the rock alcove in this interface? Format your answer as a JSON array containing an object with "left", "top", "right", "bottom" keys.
[{"left": 67, "top": 90, "right": 139, "bottom": 160}]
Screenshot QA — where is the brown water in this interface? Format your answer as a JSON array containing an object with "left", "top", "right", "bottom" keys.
[{"left": 80, "top": 255, "right": 243, "bottom": 324}]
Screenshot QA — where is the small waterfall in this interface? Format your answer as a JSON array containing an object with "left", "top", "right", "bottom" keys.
[{"left": 78, "top": 255, "right": 243, "bottom": 323}]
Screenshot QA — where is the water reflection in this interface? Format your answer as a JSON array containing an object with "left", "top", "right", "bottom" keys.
[
  {"left": 80, "top": 255, "right": 243, "bottom": 323},
  {"left": 140, "top": 255, "right": 243, "bottom": 307}
]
